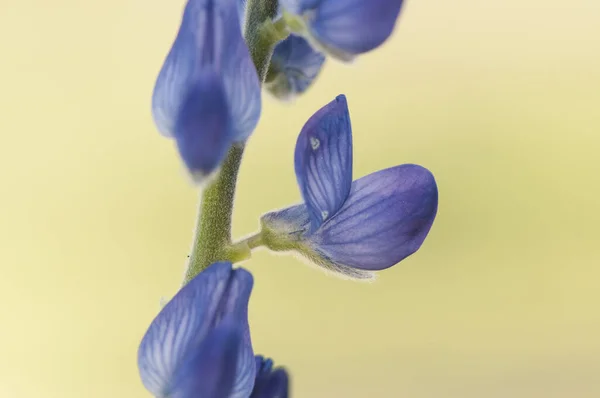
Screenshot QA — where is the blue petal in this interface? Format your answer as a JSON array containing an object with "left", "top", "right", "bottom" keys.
[
  {"left": 152, "top": 0, "right": 261, "bottom": 142},
  {"left": 252, "top": 356, "right": 273, "bottom": 392},
  {"left": 237, "top": 0, "right": 247, "bottom": 26},
  {"left": 294, "top": 95, "right": 353, "bottom": 230},
  {"left": 250, "top": 356, "right": 290, "bottom": 398},
  {"left": 283, "top": 0, "right": 404, "bottom": 58},
  {"left": 280, "top": 0, "right": 319, "bottom": 15},
  {"left": 310, "top": 164, "right": 438, "bottom": 270},
  {"left": 174, "top": 71, "right": 231, "bottom": 183},
  {"left": 137, "top": 262, "right": 256, "bottom": 398},
  {"left": 219, "top": 268, "right": 257, "bottom": 398},
  {"left": 152, "top": 0, "right": 227, "bottom": 138},
  {"left": 169, "top": 320, "right": 242, "bottom": 398},
  {"left": 254, "top": 356, "right": 274, "bottom": 377},
  {"left": 266, "top": 34, "right": 326, "bottom": 101},
  {"left": 221, "top": 2, "right": 262, "bottom": 142},
  {"left": 260, "top": 204, "right": 375, "bottom": 279}
]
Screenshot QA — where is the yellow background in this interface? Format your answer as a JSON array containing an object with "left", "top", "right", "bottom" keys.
[{"left": 1, "top": 0, "right": 599, "bottom": 397}]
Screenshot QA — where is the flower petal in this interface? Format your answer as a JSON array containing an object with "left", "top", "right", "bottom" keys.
[
  {"left": 294, "top": 95, "right": 353, "bottom": 230},
  {"left": 218, "top": 267, "right": 257, "bottom": 398},
  {"left": 310, "top": 164, "right": 438, "bottom": 270},
  {"left": 260, "top": 204, "right": 374, "bottom": 280},
  {"left": 254, "top": 356, "right": 274, "bottom": 377},
  {"left": 151, "top": 0, "right": 260, "bottom": 142},
  {"left": 266, "top": 34, "right": 326, "bottom": 101},
  {"left": 280, "top": 0, "right": 318, "bottom": 15},
  {"left": 221, "top": 0, "right": 262, "bottom": 142},
  {"left": 282, "top": 0, "right": 404, "bottom": 59},
  {"left": 250, "top": 356, "right": 290, "bottom": 398},
  {"left": 137, "top": 262, "right": 255, "bottom": 397},
  {"left": 152, "top": 0, "right": 227, "bottom": 137},
  {"left": 251, "top": 355, "right": 273, "bottom": 397},
  {"left": 237, "top": 0, "right": 248, "bottom": 26},
  {"left": 174, "top": 71, "right": 232, "bottom": 183},
  {"left": 169, "top": 319, "right": 243, "bottom": 398}
]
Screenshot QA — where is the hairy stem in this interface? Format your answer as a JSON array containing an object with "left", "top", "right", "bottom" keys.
[
  {"left": 182, "top": 0, "right": 281, "bottom": 284},
  {"left": 244, "top": 0, "right": 284, "bottom": 81},
  {"left": 184, "top": 144, "right": 244, "bottom": 283}
]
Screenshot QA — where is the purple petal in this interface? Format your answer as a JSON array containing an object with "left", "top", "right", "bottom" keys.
[
  {"left": 284, "top": 0, "right": 404, "bottom": 58},
  {"left": 220, "top": 269, "right": 257, "bottom": 398},
  {"left": 152, "top": 0, "right": 260, "bottom": 142},
  {"left": 237, "top": 0, "right": 248, "bottom": 26},
  {"left": 174, "top": 71, "right": 231, "bottom": 183},
  {"left": 169, "top": 320, "right": 242, "bottom": 398},
  {"left": 294, "top": 95, "right": 353, "bottom": 230},
  {"left": 221, "top": 0, "right": 262, "bottom": 142},
  {"left": 137, "top": 262, "right": 255, "bottom": 398},
  {"left": 152, "top": 0, "right": 228, "bottom": 138},
  {"left": 280, "top": 0, "right": 319, "bottom": 14},
  {"left": 310, "top": 164, "right": 438, "bottom": 270},
  {"left": 254, "top": 356, "right": 274, "bottom": 377},
  {"left": 260, "top": 203, "right": 376, "bottom": 279},
  {"left": 266, "top": 34, "right": 326, "bottom": 101},
  {"left": 250, "top": 356, "right": 290, "bottom": 398}
]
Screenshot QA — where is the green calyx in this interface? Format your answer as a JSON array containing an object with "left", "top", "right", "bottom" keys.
[{"left": 281, "top": 10, "right": 308, "bottom": 35}]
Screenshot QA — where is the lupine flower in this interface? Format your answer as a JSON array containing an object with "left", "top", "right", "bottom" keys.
[
  {"left": 260, "top": 95, "right": 438, "bottom": 279},
  {"left": 265, "top": 34, "right": 326, "bottom": 101},
  {"left": 250, "top": 356, "right": 290, "bottom": 398},
  {"left": 138, "top": 262, "right": 256, "bottom": 398},
  {"left": 152, "top": 0, "right": 261, "bottom": 183},
  {"left": 280, "top": 0, "right": 405, "bottom": 61},
  {"left": 237, "top": 0, "right": 325, "bottom": 101}
]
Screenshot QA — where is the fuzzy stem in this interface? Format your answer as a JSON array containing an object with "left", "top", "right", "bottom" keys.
[
  {"left": 182, "top": 0, "right": 281, "bottom": 284},
  {"left": 184, "top": 144, "right": 245, "bottom": 283},
  {"left": 243, "top": 0, "right": 282, "bottom": 82}
]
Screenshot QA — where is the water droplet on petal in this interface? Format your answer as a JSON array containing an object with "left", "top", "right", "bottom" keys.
[{"left": 310, "top": 137, "right": 320, "bottom": 150}]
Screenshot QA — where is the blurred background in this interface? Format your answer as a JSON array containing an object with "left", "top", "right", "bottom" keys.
[{"left": 1, "top": 0, "right": 599, "bottom": 397}]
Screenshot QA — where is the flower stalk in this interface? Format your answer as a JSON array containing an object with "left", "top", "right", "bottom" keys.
[{"left": 183, "top": 0, "right": 283, "bottom": 284}]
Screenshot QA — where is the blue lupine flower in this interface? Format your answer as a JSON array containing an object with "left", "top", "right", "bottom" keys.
[
  {"left": 138, "top": 262, "right": 256, "bottom": 398},
  {"left": 152, "top": 0, "right": 261, "bottom": 183},
  {"left": 237, "top": 0, "right": 324, "bottom": 101},
  {"left": 250, "top": 356, "right": 290, "bottom": 398},
  {"left": 260, "top": 95, "right": 438, "bottom": 279},
  {"left": 266, "top": 34, "right": 326, "bottom": 101},
  {"left": 280, "top": 0, "right": 405, "bottom": 61}
]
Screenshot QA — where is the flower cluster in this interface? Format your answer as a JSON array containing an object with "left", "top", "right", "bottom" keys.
[
  {"left": 151, "top": 0, "right": 406, "bottom": 183},
  {"left": 140, "top": 0, "right": 436, "bottom": 396}
]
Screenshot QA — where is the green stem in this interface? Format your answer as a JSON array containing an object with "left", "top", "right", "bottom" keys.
[
  {"left": 244, "top": 0, "right": 286, "bottom": 82},
  {"left": 234, "top": 232, "right": 265, "bottom": 251},
  {"left": 184, "top": 144, "right": 245, "bottom": 283},
  {"left": 220, "top": 232, "right": 265, "bottom": 265},
  {"left": 182, "top": 0, "right": 282, "bottom": 284}
]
